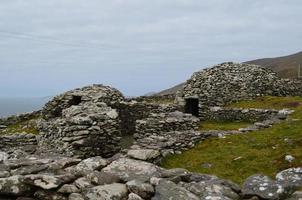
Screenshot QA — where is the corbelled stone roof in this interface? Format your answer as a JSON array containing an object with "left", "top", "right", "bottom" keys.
[
  {"left": 177, "top": 62, "right": 302, "bottom": 107},
  {"left": 42, "top": 84, "right": 124, "bottom": 119}
]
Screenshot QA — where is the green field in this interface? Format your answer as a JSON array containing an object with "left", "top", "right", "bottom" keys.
[{"left": 161, "top": 96, "right": 302, "bottom": 183}]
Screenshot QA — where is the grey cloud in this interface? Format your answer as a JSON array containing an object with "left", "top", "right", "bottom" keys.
[{"left": 0, "top": 0, "right": 301, "bottom": 97}]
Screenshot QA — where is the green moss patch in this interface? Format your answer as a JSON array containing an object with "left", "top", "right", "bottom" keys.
[{"left": 0, "top": 117, "right": 40, "bottom": 135}]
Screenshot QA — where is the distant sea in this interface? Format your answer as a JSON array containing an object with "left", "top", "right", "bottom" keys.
[{"left": 0, "top": 97, "right": 51, "bottom": 118}]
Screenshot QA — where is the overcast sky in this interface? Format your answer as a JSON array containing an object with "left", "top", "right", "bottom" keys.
[{"left": 0, "top": 0, "right": 301, "bottom": 97}]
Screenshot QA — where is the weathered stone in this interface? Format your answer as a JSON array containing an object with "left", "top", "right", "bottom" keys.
[
  {"left": 161, "top": 168, "right": 189, "bottom": 178},
  {"left": 74, "top": 177, "right": 92, "bottom": 190},
  {"left": 11, "top": 164, "right": 48, "bottom": 175},
  {"left": 58, "top": 184, "right": 80, "bottom": 194},
  {"left": 102, "top": 158, "right": 162, "bottom": 182},
  {"left": 152, "top": 179, "right": 199, "bottom": 200},
  {"left": 85, "top": 183, "right": 128, "bottom": 200},
  {"left": 0, "top": 151, "right": 9, "bottom": 163},
  {"left": 242, "top": 174, "right": 287, "bottom": 199},
  {"left": 24, "top": 174, "right": 75, "bottom": 190},
  {"left": 0, "top": 175, "right": 31, "bottom": 196},
  {"left": 128, "top": 192, "right": 144, "bottom": 200},
  {"left": 0, "top": 170, "right": 10, "bottom": 178},
  {"left": 126, "top": 180, "right": 154, "bottom": 199},
  {"left": 77, "top": 156, "right": 107, "bottom": 170},
  {"left": 127, "top": 149, "right": 160, "bottom": 161},
  {"left": 276, "top": 167, "right": 302, "bottom": 189},
  {"left": 86, "top": 171, "right": 121, "bottom": 185},
  {"left": 181, "top": 180, "right": 240, "bottom": 200},
  {"left": 68, "top": 193, "right": 85, "bottom": 200},
  {"left": 34, "top": 190, "right": 67, "bottom": 200}
]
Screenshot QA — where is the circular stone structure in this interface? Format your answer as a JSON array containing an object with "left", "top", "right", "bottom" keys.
[
  {"left": 38, "top": 84, "right": 124, "bottom": 158},
  {"left": 42, "top": 84, "right": 124, "bottom": 120},
  {"left": 176, "top": 62, "right": 302, "bottom": 117}
]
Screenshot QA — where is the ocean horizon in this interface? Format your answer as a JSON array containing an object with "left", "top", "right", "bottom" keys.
[{"left": 0, "top": 97, "right": 50, "bottom": 118}]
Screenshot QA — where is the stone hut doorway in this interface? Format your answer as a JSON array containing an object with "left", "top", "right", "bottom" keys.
[
  {"left": 70, "top": 95, "right": 82, "bottom": 106},
  {"left": 185, "top": 98, "right": 199, "bottom": 117}
]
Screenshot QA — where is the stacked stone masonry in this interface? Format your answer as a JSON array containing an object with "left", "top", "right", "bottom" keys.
[{"left": 176, "top": 62, "right": 302, "bottom": 118}]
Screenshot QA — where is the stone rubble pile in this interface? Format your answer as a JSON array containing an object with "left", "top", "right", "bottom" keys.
[{"left": 0, "top": 152, "right": 302, "bottom": 200}]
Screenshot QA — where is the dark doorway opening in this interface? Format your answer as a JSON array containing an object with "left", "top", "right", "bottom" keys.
[
  {"left": 70, "top": 95, "right": 82, "bottom": 106},
  {"left": 185, "top": 98, "right": 199, "bottom": 117}
]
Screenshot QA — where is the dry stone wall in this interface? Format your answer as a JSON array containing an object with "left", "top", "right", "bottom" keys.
[
  {"left": 0, "top": 134, "right": 37, "bottom": 154},
  {"left": 135, "top": 111, "right": 199, "bottom": 139},
  {"left": 38, "top": 102, "right": 121, "bottom": 158},
  {"left": 176, "top": 62, "right": 302, "bottom": 118},
  {"left": 115, "top": 101, "right": 177, "bottom": 135},
  {"left": 203, "top": 107, "right": 282, "bottom": 122}
]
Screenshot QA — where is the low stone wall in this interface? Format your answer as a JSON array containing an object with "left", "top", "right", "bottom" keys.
[
  {"left": 135, "top": 111, "right": 200, "bottom": 139},
  {"left": 115, "top": 101, "right": 178, "bottom": 135},
  {"left": 203, "top": 107, "right": 283, "bottom": 122},
  {"left": 130, "top": 94, "right": 175, "bottom": 103},
  {"left": 132, "top": 130, "right": 208, "bottom": 156},
  {"left": 0, "top": 111, "right": 40, "bottom": 127},
  {"left": 0, "top": 133, "right": 37, "bottom": 154}
]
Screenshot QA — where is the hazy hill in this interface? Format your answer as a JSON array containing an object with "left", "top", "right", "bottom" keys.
[
  {"left": 156, "top": 51, "right": 302, "bottom": 95},
  {"left": 246, "top": 51, "right": 302, "bottom": 79}
]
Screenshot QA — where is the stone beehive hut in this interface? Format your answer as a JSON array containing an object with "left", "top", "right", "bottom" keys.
[
  {"left": 176, "top": 62, "right": 302, "bottom": 118},
  {"left": 38, "top": 84, "right": 125, "bottom": 158},
  {"left": 42, "top": 84, "right": 124, "bottom": 119}
]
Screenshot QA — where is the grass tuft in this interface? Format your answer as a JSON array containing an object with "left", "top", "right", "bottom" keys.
[{"left": 0, "top": 116, "right": 40, "bottom": 135}]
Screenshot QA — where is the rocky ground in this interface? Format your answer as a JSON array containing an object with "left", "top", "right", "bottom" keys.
[{"left": 1, "top": 151, "right": 302, "bottom": 200}]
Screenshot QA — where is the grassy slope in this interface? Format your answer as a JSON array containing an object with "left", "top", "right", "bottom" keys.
[
  {"left": 199, "top": 121, "right": 251, "bottom": 131},
  {"left": 161, "top": 96, "right": 302, "bottom": 184}
]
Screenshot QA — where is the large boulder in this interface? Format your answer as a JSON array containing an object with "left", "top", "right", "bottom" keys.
[
  {"left": 276, "top": 167, "right": 302, "bottom": 189},
  {"left": 85, "top": 183, "right": 128, "bottom": 200},
  {"left": 102, "top": 158, "right": 162, "bottom": 182},
  {"left": 242, "top": 174, "right": 288, "bottom": 199},
  {"left": 152, "top": 179, "right": 199, "bottom": 200}
]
